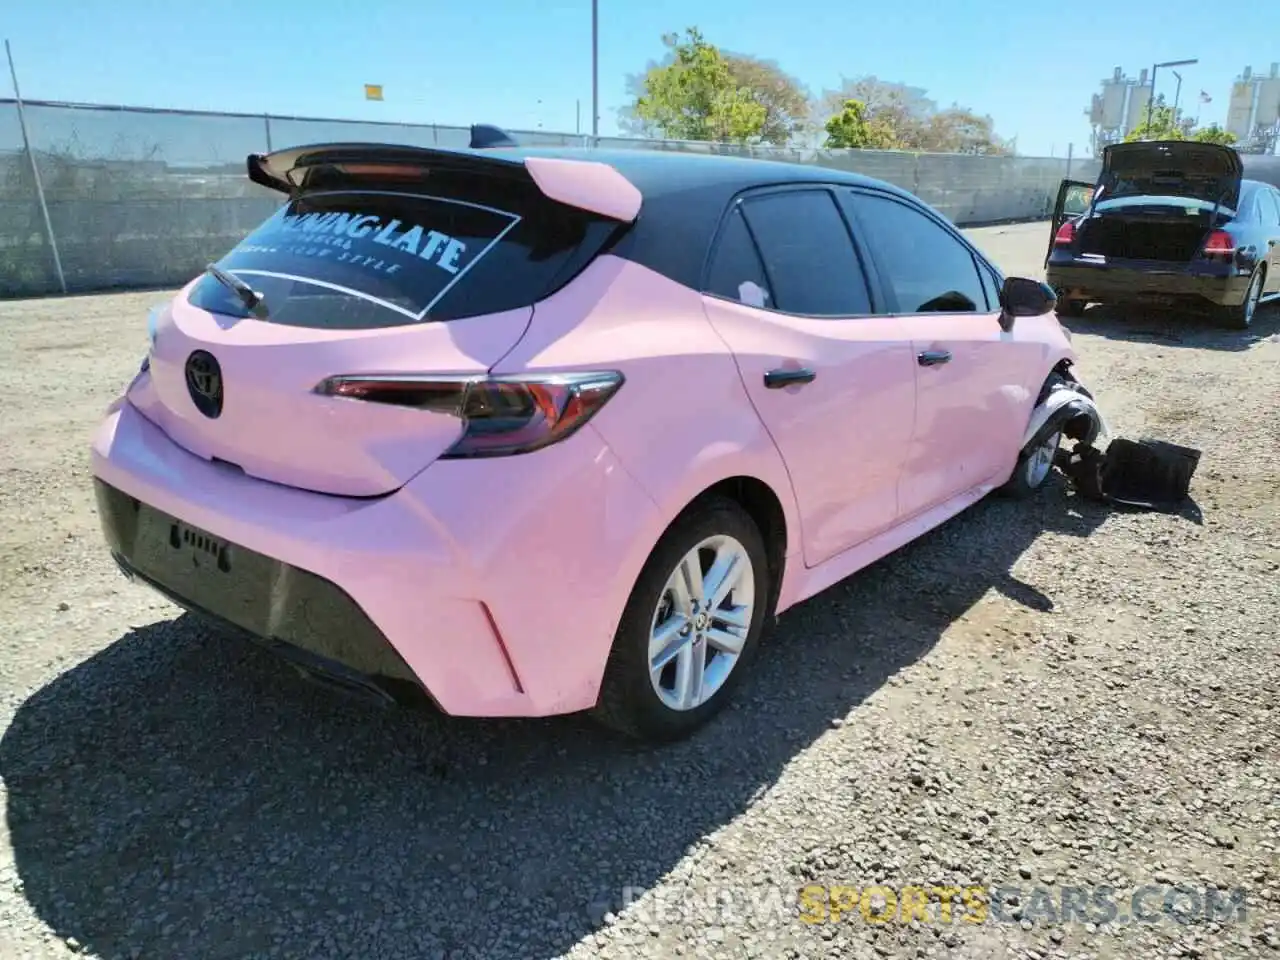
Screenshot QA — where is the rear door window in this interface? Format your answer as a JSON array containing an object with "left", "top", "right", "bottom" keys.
[
  {"left": 704, "top": 205, "right": 773, "bottom": 308},
  {"left": 187, "top": 174, "right": 613, "bottom": 329},
  {"left": 737, "top": 189, "right": 873, "bottom": 316},
  {"left": 843, "top": 191, "right": 988, "bottom": 314}
]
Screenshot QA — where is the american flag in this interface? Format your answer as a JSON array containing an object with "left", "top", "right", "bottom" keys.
[{"left": 1199, "top": 91, "right": 1212, "bottom": 104}]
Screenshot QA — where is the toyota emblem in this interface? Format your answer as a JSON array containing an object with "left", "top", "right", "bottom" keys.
[{"left": 185, "top": 350, "right": 224, "bottom": 419}]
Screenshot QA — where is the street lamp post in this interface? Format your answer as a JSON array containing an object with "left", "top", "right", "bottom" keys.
[
  {"left": 1147, "top": 58, "right": 1198, "bottom": 135},
  {"left": 591, "top": 0, "right": 599, "bottom": 144}
]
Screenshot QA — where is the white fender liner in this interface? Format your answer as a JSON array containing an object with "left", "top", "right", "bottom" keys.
[{"left": 1021, "top": 381, "right": 1110, "bottom": 452}]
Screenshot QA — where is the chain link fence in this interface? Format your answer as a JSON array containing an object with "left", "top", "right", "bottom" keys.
[{"left": 1, "top": 99, "right": 1101, "bottom": 299}]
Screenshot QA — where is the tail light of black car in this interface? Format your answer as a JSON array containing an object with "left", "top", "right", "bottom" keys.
[
  {"left": 1053, "top": 220, "right": 1076, "bottom": 247},
  {"left": 1199, "top": 229, "right": 1237, "bottom": 262},
  {"left": 314, "top": 371, "right": 625, "bottom": 458}
]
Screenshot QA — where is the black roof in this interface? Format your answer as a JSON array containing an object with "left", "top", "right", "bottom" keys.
[
  {"left": 475, "top": 146, "right": 921, "bottom": 289},
  {"left": 483, "top": 145, "right": 910, "bottom": 200}
]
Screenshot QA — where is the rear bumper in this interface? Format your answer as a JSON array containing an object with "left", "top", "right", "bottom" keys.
[
  {"left": 90, "top": 399, "right": 662, "bottom": 718},
  {"left": 97, "top": 480, "right": 422, "bottom": 702},
  {"left": 1045, "top": 258, "right": 1251, "bottom": 307}
]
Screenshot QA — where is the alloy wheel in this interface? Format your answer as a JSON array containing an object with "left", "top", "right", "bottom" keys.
[
  {"left": 648, "top": 535, "right": 755, "bottom": 712},
  {"left": 1025, "top": 431, "right": 1061, "bottom": 488}
]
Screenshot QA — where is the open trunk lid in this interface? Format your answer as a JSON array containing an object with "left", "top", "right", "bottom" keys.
[
  {"left": 1098, "top": 140, "right": 1243, "bottom": 211},
  {"left": 1072, "top": 142, "right": 1243, "bottom": 262},
  {"left": 129, "top": 142, "right": 640, "bottom": 498}
]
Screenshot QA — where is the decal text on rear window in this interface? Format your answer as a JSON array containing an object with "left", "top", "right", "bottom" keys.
[{"left": 216, "top": 191, "right": 521, "bottom": 320}]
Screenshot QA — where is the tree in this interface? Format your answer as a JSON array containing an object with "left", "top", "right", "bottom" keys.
[
  {"left": 1123, "top": 96, "right": 1237, "bottom": 146},
  {"left": 920, "top": 106, "right": 1012, "bottom": 155},
  {"left": 629, "top": 28, "right": 767, "bottom": 143},
  {"left": 816, "top": 76, "right": 1010, "bottom": 154},
  {"left": 1190, "top": 123, "right": 1236, "bottom": 145},
  {"left": 819, "top": 76, "right": 932, "bottom": 148},
  {"left": 721, "top": 52, "right": 812, "bottom": 145},
  {"left": 823, "top": 99, "right": 897, "bottom": 149},
  {"left": 1123, "top": 99, "right": 1189, "bottom": 142}
]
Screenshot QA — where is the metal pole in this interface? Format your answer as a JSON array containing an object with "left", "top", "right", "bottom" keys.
[
  {"left": 576, "top": 99, "right": 581, "bottom": 136},
  {"left": 590, "top": 0, "right": 599, "bottom": 144},
  {"left": 1146, "top": 63, "right": 1158, "bottom": 134},
  {"left": 1066, "top": 142, "right": 1074, "bottom": 181},
  {"left": 263, "top": 114, "right": 273, "bottom": 152},
  {"left": 5, "top": 39, "right": 67, "bottom": 295}
]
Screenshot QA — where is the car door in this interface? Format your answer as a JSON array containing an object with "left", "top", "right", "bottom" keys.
[
  {"left": 1046, "top": 179, "right": 1096, "bottom": 266},
  {"left": 699, "top": 187, "right": 916, "bottom": 569},
  {"left": 1261, "top": 189, "right": 1280, "bottom": 295},
  {"left": 840, "top": 188, "right": 1040, "bottom": 522}
]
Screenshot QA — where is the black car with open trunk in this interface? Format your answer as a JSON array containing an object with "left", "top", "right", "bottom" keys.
[{"left": 1045, "top": 141, "right": 1280, "bottom": 328}]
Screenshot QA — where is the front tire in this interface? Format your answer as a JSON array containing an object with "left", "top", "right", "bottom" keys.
[
  {"left": 999, "top": 428, "right": 1062, "bottom": 499},
  {"left": 591, "top": 496, "right": 771, "bottom": 743}
]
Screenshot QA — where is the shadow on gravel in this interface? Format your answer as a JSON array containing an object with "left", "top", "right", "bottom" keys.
[
  {"left": 2, "top": 484, "right": 1108, "bottom": 960},
  {"left": 1059, "top": 299, "right": 1280, "bottom": 352}
]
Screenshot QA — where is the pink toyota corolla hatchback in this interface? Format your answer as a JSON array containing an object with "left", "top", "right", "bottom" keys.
[{"left": 91, "top": 139, "right": 1104, "bottom": 742}]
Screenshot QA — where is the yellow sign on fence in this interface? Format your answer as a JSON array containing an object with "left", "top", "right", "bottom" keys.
[{"left": 364, "top": 84, "right": 384, "bottom": 101}]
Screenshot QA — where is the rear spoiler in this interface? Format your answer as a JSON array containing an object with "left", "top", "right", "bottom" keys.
[
  {"left": 468, "top": 123, "right": 518, "bottom": 149},
  {"left": 246, "top": 132, "right": 641, "bottom": 223}
]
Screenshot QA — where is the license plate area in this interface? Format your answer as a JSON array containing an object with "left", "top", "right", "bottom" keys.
[
  {"left": 168, "top": 521, "right": 232, "bottom": 573},
  {"left": 130, "top": 506, "right": 236, "bottom": 582},
  {"left": 129, "top": 506, "right": 275, "bottom": 631}
]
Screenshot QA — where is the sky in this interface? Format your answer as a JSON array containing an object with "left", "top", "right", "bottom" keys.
[{"left": 3, "top": 0, "right": 1279, "bottom": 159}]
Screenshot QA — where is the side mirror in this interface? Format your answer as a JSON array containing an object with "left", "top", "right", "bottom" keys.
[{"left": 998, "top": 276, "right": 1057, "bottom": 331}]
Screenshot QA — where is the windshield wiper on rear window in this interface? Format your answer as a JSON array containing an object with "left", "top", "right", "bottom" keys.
[{"left": 204, "top": 263, "right": 269, "bottom": 318}]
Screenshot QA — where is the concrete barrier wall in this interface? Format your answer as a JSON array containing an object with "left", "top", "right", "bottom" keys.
[{"left": 0, "top": 100, "right": 1100, "bottom": 299}]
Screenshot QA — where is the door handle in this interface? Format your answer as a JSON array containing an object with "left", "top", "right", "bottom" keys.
[
  {"left": 917, "top": 350, "right": 952, "bottom": 367},
  {"left": 763, "top": 367, "right": 817, "bottom": 389}
]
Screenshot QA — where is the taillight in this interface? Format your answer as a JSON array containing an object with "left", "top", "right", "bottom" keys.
[
  {"left": 1053, "top": 221, "right": 1075, "bottom": 246},
  {"left": 314, "top": 371, "right": 625, "bottom": 458},
  {"left": 1200, "top": 230, "right": 1236, "bottom": 258}
]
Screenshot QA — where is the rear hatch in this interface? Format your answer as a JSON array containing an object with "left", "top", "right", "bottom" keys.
[
  {"left": 132, "top": 143, "right": 640, "bottom": 497},
  {"left": 1074, "top": 141, "right": 1243, "bottom": 262}
]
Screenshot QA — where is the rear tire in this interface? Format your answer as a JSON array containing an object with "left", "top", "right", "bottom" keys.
[
  {"left": 591, "top": 496, "right": 771, "bottom": 743},
  {"left": 1219, "top": 268, "right": 1263, "bottom": 330}
]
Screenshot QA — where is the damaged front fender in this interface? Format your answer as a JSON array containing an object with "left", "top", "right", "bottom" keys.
[
  {"left": 1016, "top": 370, "right": 1202, "bottom": 513},
  {"left": 1021, "top": 377, "right": 1111, "bottom": 452}
]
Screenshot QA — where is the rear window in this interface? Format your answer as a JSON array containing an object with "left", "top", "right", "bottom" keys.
[
  {"left": 188, "top": 172, "right": 616, "bottom": 328},
  {"left": 1101, "top": 176, "right": 1236, "bottom": 208},
  {"left": 1095, "top": 195, "right": 1217, "bottom": 215}
]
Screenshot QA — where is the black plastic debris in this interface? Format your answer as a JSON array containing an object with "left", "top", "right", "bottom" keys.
[{"left": 1055, "top": 437, "right": 1201, "bottom": 513}]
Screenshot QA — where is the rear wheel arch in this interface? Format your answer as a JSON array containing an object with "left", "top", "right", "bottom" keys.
[
  {"left": 682, "top": 476, "right": 789, "bottom": 621},
  {"left": 632, "top": 475, "right": 790, "bottom": 624},
  {"left": 607, "top": 467, "right": 796, "bottom": 645}
]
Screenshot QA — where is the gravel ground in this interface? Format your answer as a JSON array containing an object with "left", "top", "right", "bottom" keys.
[{"left": 0, "top": 220, "right": 1277, "bottom": 960}]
